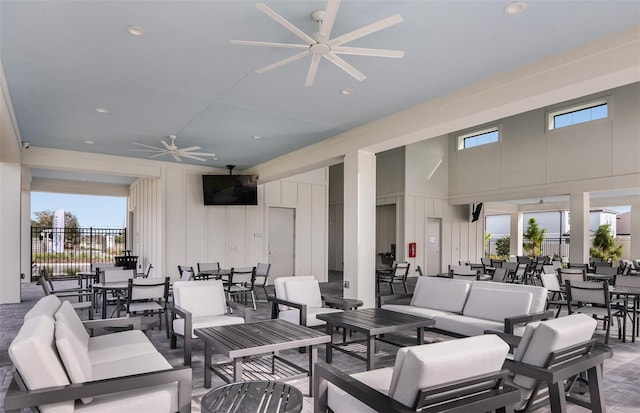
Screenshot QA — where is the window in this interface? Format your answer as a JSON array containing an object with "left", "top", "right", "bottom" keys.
[
  {"left": 547, "top": 99, "right": 608, "bottom": 130},
  {"left": 457, "top": 126, "right": 499, "bottom": 150}
]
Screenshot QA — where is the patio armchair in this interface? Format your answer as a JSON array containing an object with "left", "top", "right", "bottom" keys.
[
  {"left": 268, "top": 275, "right": 347, "bottom": 328},
  {"left": 169, "top": 280, "right": 252, "bottom": 366},
  {"left": 494, "top": 313, "right": 612, "bottom": 412},
  {"left": 314, "top": 334, "right": 520, "bottom": 412}
]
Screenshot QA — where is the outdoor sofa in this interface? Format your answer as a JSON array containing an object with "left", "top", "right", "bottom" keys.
[{"left": 4, "top": 294, "right": 191, "bottom": 413}]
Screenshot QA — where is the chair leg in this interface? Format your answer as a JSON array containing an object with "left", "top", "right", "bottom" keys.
[{"left": 250, "top": 291, "right": 256, "bottom": 310}]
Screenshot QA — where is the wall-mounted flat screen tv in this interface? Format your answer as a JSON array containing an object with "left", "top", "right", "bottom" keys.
[{"left": 202, "top": 175, "right": 258, "bottom": 206}]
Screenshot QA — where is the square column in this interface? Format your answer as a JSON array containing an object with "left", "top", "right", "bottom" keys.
[
  {"left": 0, "top": 162, "right": 22, "bottom": 303},
  {"left": 510, "top": 212, "right": 523, "bottom": 257},
  {"left": 569, "top": 193, "right": 590, "bottom": 264},
  {"left": 343, "top": 150, "right": 376, "bottom": 307},
  {"left": 630, "top": 204, "right": 640, "bottom": 259}
]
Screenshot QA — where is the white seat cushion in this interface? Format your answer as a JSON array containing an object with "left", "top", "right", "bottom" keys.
[
  {"left": 173, "top": 315, "right": 244, "bottom": 338},
  {"left": 273, "top": 276, "right": 315, "bottom": 310},
  {"left": 432, "top": 313, "right": 504, "bottom": 336},
  {"left": 88, "top": 330, "right": 159, "bottom": 364},
  {"left": 327, "top": 367, "right": 394, "bottom": 413},
  {"left": 410, "top": 277, "right": 472, "bottom": 313},
  {"left": 278, "top": 307, "right": 343, "bottom": 327},
  {"left": 283, "top": 278, "right": 323, "bottom": 308},
  {"left": 381, "top": 304, "right": 449, "bottom": 319},
  {"left": 471, "top": 282, "right": 548, "bottom": 314},
  {"left": 55, "top": 319, "right": 94, "bottom": 403},
  {"left": 91, "top": 352, "right": 171, "bottom": 380}
]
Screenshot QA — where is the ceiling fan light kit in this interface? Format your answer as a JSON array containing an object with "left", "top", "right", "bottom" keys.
[
  {"left": 132, "top": 134, "right": 216, "bottom": 163},
  {"left": 230, "top": 0, "right": 405, "bottom": 86}
]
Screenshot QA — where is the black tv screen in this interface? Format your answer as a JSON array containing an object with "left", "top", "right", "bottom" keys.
[{"left": 202, "top": 175, "right": 258, "bottom": 205}]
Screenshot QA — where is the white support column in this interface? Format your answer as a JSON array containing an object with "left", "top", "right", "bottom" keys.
[
  {"left": 343, "top": 150, "right": 376, "bottom": 307},
  {"left": 510, "top": 212, "right": 523, "bottom": 257},
  {"left": 630, "top": 204, "right": 640, "bottom": 259},
  {"left": 569, "top": 193, "right": 590, "bottom": 264},
  {"left": 0, "top": 162, "right": 22, "bottom": 303}
]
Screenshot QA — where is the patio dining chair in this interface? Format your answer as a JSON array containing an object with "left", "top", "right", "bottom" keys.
[
  {"left": 565, "top": 280, "right": 623, "bottom": 345},
  {"left": 226, "top": 267, "right": 257, "bottom": 310},
  {"left": 254, "top": 262, "right": 271, "bottom": 301},
  {"left": 377, "top": 262, "right": 410, "bottom": 294},
  {"left": 124, "top": 276, "right": 170, "bottom": 336}
]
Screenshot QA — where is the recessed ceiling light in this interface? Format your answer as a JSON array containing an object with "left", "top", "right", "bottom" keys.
[
  {"left": 84, "top": 140, "right": 95, "bottom": 145},
  {"left": 504, "top": 2, "right": 527, "bottom": 15},
  {"left": 340, "top": 89, "right": 353, "bottom": 95},
  {"left": 95, "top": 107, "right": 109, "bottom": 114},
  {"left": 252, "top": 135, "right": 261, "bottom": 140},
  {"left": 213, "top": 157, "right": 218, "bottom": 161},
  {"left": 126, "top": 25, "right": 145, "bottom": 36}
]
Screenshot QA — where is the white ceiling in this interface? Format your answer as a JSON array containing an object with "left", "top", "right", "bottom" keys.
[{"left": 2, "top": 0, "right": 639, "bottom": 174}]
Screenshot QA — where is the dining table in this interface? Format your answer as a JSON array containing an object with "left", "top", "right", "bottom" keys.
[
  {"left": 92, "top": 281, "right": 129, "bottom": 319},
  {"left": 611, "top": 285, "right": 640, "bottom": 343},
  {"left": 195, "top": 268, "right": 231, "bottom": 281}
]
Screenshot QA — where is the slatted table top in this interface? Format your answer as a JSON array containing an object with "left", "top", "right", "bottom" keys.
[
  {"left": 201, "top": 380, "right": 303, "bottom": 413},
  {"left": 195, "top": 319, "right": 331, "bottom": 358},
  {"left": 316, "top": 307, "right": 434, "bottom": 335}
]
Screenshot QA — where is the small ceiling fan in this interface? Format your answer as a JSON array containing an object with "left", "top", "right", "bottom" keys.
[
  {"left": 231, "top": 0, "right": 404, "bottom": 86},
  {"left": 132, "top": 135, "right": 216, "bottom": 162}
]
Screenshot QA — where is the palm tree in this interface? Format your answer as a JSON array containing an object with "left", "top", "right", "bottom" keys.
[
  {"left": 590, "top": 224, "right": 623, "bottom": 263},
  {"left": 524, "top": 218, "right": 546, "bottom": 258}
]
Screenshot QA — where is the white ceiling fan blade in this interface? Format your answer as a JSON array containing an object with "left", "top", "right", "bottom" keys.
[
  {"left": 184, "top": 152, "right": 216, "bottom": 157},
  {"left": 161, "top": 140, "right": 172, "bottom": 150},
  {"left": 171, "top": 153, "right": 182, "bottom": 162},
  {"left": 323, "top": 53, "right": 366, "bottom": 82},
  {"left": 132, "top": 142, "right": 164, "bottom": 151},
  {"left": 328, "top": 14, "right": 403, "bottom": 47},
  {"left": 305, "top": 54, "right": 322, "bottom": 86},
  {"left": 256, "top": 2, "right": 315, "bottom": 45},
  {"left": 317, "top": 0, "right": 341, "bottom": 43},
  {"left": 178, "top": 153, "right": 208, "bottom": 162},
  {"left": 331, "top": 46, "right": 404, "bottom": 58},
  {"left": 149, "top": 153, "right": 169, "bottom": 159},
  {"left": 230, "top": 40, "right": 309, "bottom": 50},
  {"left": 255, "top": 50, "right": 310, "bottom": 74},
  {"left": 131, "top": 149, "right": 166, "bottom": 153},
  {"left": 178, "top": 146, "right": 202, "bottom": 152}
]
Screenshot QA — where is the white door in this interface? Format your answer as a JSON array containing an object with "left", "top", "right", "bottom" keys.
[
  {"left": 426, "top": 218, "right": 442, "bottom": 276},
  {"left": 268, "top": 207, "right": 295, "bottom": 282}
]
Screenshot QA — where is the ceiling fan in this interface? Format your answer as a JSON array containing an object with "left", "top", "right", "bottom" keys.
[
  {"left": 132, "top": 135, "right": 216, "bottom": 162},
  {"left": 231, "top": 0, "right": 404, "bottom": 86}
]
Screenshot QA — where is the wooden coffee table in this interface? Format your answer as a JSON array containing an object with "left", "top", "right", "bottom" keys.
[
  {"left": 195, "top": 319, "right": 330, "bottom": 396},
  {"left": 316, "top": 308, "right": 435, "bottom": 370}
]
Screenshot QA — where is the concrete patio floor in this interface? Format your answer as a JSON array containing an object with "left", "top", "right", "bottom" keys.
[{"left": 2, "top": 273, "right": 640, "bottom": 412}]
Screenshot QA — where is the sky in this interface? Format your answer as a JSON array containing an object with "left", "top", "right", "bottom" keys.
[{"left": 31, "top": 192, "right": 126, "bottom": 228}]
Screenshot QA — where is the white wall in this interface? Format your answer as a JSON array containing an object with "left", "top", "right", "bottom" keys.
[
  {"left": 129, "top": 166, "right": 329, "bottom": 283},
  {"left": 449, "top": 83, "right": 640, "bottom": 205}
]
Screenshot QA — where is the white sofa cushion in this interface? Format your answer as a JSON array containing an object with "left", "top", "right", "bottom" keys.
[
  {"left": 278, "top": 307, "right": 343, "bottom": 327},
  {"left": 327, "top": 367, "right": 394, "bottom": 413},
  {"left": 273, "top": 275, "right": 316, "bottom": 310},
  {"left": 8, "top": 315, "right": 74, "bottom": 413},
  {"left": 172, "top": 280, "right": 228, "bottom": 316},
  {"left": 91, "top": 352, "right": 171, "bottom": 380},
  {"left": 88, "top": 330, "right": 159, "bottom": 364},
  {"left": 283, "top": 278, "right": 323, "bottom": 308},
  {"left": 55, "top": 319, "right": 94, "bottom": 403},
  {"left": 173, "top": 314, "right": 244, "bottom": 338},
  {"left": 463, "top": 288, "right": 532, "bottom": 322},
  {"left": 432, "top": 313, "right": 504, "bottom": 336},
  {"left": 390, "top": 335, "right": 509, "bottom": 407},
  {"left": 54, "top": 300, "right": 90, "bottom": 348},
  {"left": 512, "top": 314, "right": 597, "bottom": 390},
  {"left": 471, "top": 282, "right": 548, "bottom": 314},
  {"left": 380, "top": 304, "right": 451, "bottom": 319},
  {"left": 24, "top": 294, "right": 61, "bottom": 321},
  {"left": 410, "top": 277, "right": 472, "bottom": 313}
]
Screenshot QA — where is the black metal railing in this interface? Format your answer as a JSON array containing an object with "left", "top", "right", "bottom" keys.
[
  {"left": 30, "top": 227, "right": 126, "bottom": 280},
  {"left": 487, "top": 237, "right": 570, "bottom": 259}
]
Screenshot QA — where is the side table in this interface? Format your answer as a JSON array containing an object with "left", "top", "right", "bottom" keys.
[{"left": 201, "top": 380, "right": 303, "bottom": 413}]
